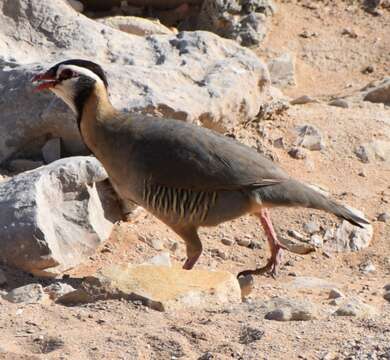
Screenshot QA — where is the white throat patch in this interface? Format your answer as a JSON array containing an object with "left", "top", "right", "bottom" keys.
[{"left": 50, "top": 64, "right": 105, "bottom": 115}]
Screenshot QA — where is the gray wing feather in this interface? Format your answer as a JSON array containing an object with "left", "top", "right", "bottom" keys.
[{"left": 126, "top": 115, "right": 289, "bottom": 191}]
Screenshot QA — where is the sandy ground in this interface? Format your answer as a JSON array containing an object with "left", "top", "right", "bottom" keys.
[{"left": 1, "top": 1, "right": 390, "bottom": 359}]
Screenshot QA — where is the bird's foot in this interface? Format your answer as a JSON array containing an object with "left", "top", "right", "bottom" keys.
[
  {"left": 237, "top": 259, "right": 276, "bottom": 279},
  {"left": 237, "top": 245, "right": 284, "bottom": 279},
  {"left": 182, "top": 255, "right": 199, "bottom": 270}
]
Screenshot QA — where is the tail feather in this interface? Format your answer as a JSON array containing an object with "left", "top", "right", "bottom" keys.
[{"left": 257, "top": 179, "right": 370, "bottom": 228}]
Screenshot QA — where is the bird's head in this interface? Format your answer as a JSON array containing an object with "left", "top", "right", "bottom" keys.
[{"left": 32, "top": 59, "right": 108, "bottom": 115}]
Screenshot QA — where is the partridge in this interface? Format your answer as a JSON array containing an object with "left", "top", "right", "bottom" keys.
[{"left": 32, "top": 59, "right": 369, "bottom": 277}]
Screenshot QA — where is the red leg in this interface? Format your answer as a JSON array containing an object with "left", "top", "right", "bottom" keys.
[
  {"left": 171, "top": 225, "right": 203, "bottom": 270},
  {"left": 238, "top": 209, "right": 286, "bottom": 278}
]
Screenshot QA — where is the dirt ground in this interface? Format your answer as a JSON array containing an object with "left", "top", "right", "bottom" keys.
[{"left": 1, "top": 1, "right": 390, "bottom": 359}]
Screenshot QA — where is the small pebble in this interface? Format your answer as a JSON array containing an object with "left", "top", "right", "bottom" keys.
[
  {"left": 360, "top": 261, "right": 376, "bottom": 274},
  {"left": 328, "top": 99, "right": 349, "bottom": 108},
  {"left": 273, "top": 137, "right": 284, "bottom": 149},
  {"left": 287, "top": 230, "right": 305, "bottom": 241},
  {"left": 221, "top": 238, "right": 234, "bottom": 246},
  {"left": 303, "top": 221, "right": 320, "bottom": 234},
  {"left": 328, "top": 288, "right": 344, "bottom": 299},
  {"left": 377, "top": 212, "right": 390, "bottom": 223},
  {"left": 290, "top": 95, "right": 317, "bottom": 105},
  {"left": 238, "top": 275, "right": 254, "bottom": 300},
  {"left": 329, "top": 298, "right": 343, "bottom": 306},
  {"left": 384, "top": 292, "right": 390, "bottom": 302},
  {"left": 362, "top": 65, "right": 374, "bottom": 74},
  {"left": 310, "top": 234, "right": 323, "bottom": 247},
  {"left": 288, "top": 147, "right": 306, "bottom": 160},
  {"left": 236, "top": 238, "right": 251, "bottom": 247}
]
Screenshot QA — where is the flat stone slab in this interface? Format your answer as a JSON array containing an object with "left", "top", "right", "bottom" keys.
[{"left": 58, "top": 264, "right": 242, "bottom": 311}]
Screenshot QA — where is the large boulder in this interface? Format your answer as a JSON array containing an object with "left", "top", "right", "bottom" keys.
[
  {"left": 0, "top": 0, "right": 270, "bottom": 164},
  {"left": 0, "top": 156, "right": 122, "bottom": 276}
]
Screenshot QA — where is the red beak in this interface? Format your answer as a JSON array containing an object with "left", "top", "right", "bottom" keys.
[{"left": 31, "top": 72, "right": 58, "bottom": 92}]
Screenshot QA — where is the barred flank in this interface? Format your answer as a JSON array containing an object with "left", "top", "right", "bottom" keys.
[{"left": 142, "top": 180, "right": 217, "bottom": 223}]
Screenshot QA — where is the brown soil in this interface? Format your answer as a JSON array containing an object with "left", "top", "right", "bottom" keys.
[{"left": 1, "top": 1, "right": 390, "bottom": 359}]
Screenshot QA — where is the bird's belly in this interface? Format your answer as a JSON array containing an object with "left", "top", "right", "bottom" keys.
[{"left": 201, "top": 190, "right": 252, "bottom": 226}]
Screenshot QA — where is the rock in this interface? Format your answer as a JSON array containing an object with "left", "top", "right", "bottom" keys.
[
  {"left": 341, "top": 28, "right": 358, "bottom": 38},
  {"left": 328, "top": 99, "right": 350, "bottom": 108},
  {"left": 328, "top": 288, "right": 344, "bottom": 299},
  {"left": 355, "top": 140, "right": 390, "bottom": 165},
  {"left": 0, "top": 0, "right": 270, "bottom": 164},
  {"left": 299, "top": 30, "right": 318, "bottom": 38},
  {"left": 236, "top": 238, "right": 251, "bottom": 247},
  {"left": 238, "top": 274, "right": 254, "bottom": 300},
  {"left": 273, "top": 137, "right": 284, "bottom": 149},
  {"left": 235, "top": 13, "right": 268, "bottom": 47},
  {"left": 149, "top": 238, "right": 165, "bottom": 251},
  {"left": 239, "top": 326, "right": 264, "bottom": 344},
  {"left": 334, "top": 298, "right": 377, "bottom": 317},
  {"left": 329, "top": 298, "right": 344, "bottom": 306},
  {"left": 211, "top": 248, "right": 228, "bottom": 260},
  {"left": 377, "top": 212, "right": 390, "bottom": 222},
  {"left": 384, "top": 284, "right": 390, "bottom": 291},
  {"left": 384, "top": 292, "right": 390, "bottom": 302},
  {"left": 303, "top": 221, "right": 320, "bottom": 234},
  {"left": 197, "top": 0, "right": 275, "bottom": 47},
  {"left": 287, "top": 230, "right": 305, "bottom": 241},
  {"left": 267, "top": 53, "right": 296, "bottom": 87},
  {"left": 360, "top": 261, "right": 376, "bottom": 274},
  {"left": 145, "top": 253, "right": 172, "bottom": 267},
  {"left": 0, "top": 269, "right": 6, "bottom": 285},
  {"left": 256, "top": 97, "right": 290, "bottom": 120},
  {"left": 44, "top": 283, "right": 76, "bottom": 301},
  {"left": 264, "top": 298, "right": 319, "bottom": 321},
  {"left": 221, "top": 238, "right": 234, "bottom": 246},
  {"left": 296, "top": 124, "right": 325, "bottom": 151},
  {"left": 66, "top": 0, "right": 84, "bottom": 12},
  {"left": 363, "top": 0, "right": 383, "bottom": 15},
  {"left": 355, "top": 145, "right": 370, "bottom": 163},
  {"left": 288, "top": 147, "right": 307, "bottom": 160},
  {"left": 0, "top": 156, "right": 122, "bottom": 276},
  {"left": 363, "top": 77, "right": 390, "bottom": 104},
  {"left": 290, "top": 95, "right": 318, "bottom": 105},
  {"left": 58, "top": 264, "right": 241, "bottom": 311},
  {"left": 97, "top": 16, "right": 175, "bottom": 36},
  {"left": 288, "top": 276, "right": 338, "bottom": 290},
  {"left": 2, "top": 284, "right": 49, "bottom": 304},
  {"left": 330, "top": 208, "right": 373, "bottom": 252},
  {"left": 310, "top": 234, "right": 323, "bottom": 247},
  {"left": 362, "top": 65, "right": 375, "bottom": 74},
  {"left": 42, "top": 138, "right": 61, "bottom": 164},
  {"left": 279, "top": 237, "right": 315, "bottom": 255},
  {"left": 7, "top": 159, "right": 44, "bottom": 172}
]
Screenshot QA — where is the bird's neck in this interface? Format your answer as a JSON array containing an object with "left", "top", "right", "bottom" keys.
[{"left": 78, "top": 83, "right": 118, "bottom": 157}]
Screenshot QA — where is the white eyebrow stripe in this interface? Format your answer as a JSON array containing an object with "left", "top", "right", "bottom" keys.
[{"left": 57, "top": 64, "right": 104, "bottom": 86}]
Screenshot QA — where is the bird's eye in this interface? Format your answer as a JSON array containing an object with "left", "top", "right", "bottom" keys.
[{"left": 58, "top": 69, "right": 74, "bottom": 81}]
